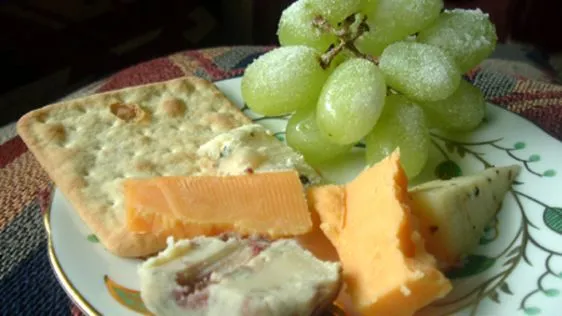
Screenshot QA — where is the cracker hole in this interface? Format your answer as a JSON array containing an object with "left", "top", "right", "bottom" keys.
[{"left": 35, "top": 113, "right": 47, "bottom": 123}]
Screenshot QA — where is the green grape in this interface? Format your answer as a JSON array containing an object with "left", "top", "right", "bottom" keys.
[
  {"left": 331, "top": 49, "right": 354, "bottom": 67},
  {"left": 379, "top": 41, "right": 461, "bottom": 102},
  {"left": 307, "top": 0, "right": 362, "bottom": 23},
  {"left": 421, "top": 80, "right": 486, "bottom": 132},
  {"left": 356, "top": 0, "right": 443, "bottom": 56},
  {"left": 355, "top": 22, "right": 406, "bottom": 56},
  {"left": 317, "top": 58, "right": 386, "bottom": 145},
  {"left": 277, "top": 0, "right": 337, "bottom": 52},
  {"left": 359, "top": 0, "right": 378, "bottom": 12},
  {"left": 417, "top": 9, "right": 497, "bottom": 73},
  {"left": 241, "top": 46, "right": 330, "bottom": 116},
  {"left": 365, "top": 94, "right": 430, "bottom": 179},
  {"left": 286, "top": 109, "right": 353, "bottom": 165}
]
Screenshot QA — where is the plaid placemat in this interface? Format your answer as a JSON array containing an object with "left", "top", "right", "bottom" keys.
[{"left": 1, "top": 46, "right": 561, "bottom": 315}]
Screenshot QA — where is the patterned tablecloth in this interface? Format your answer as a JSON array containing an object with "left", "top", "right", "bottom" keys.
[{"left": 1, "top": 46, "right": 561, "bottom": 315}]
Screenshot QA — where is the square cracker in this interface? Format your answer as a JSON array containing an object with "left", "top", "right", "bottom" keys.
[{"left": 17, "top": 76, "right": 251, "bottom": 257}]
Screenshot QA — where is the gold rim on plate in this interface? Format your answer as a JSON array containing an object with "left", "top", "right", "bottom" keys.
[{"left": 43, "top": 189, "right": 101, "bottom": 316}]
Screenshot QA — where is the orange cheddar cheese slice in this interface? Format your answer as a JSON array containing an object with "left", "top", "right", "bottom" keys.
[
  {"left": 310, "top": 151, "right": 452, "bottom": 316},
  {"left": 296, "top": 191, "right": 340, "bottom": 263},
  {"left": 124, "top": 171, "right": 312, "bottom": 239}
]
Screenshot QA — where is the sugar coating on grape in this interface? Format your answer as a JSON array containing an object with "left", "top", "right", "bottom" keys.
[
  {"left": 365, "top": 94, "right": 430, "bottom": 178},
  {"left": 241, "top": 46, "right": 329, "bottom": 116},
  {"left": 369, "top": 0, "right": 442, "bottom": 39},
  {"left": 357, "top": 0, "right": 442, "bottom": 56},
  {"left": 307, "top": 0, "right": 361, "bottom": 23},
  {"left": 356, "top": 23, "right": 407, "bottom": 56},
  {"left": 421, "top": 80, "right": 486, "bottom": 132},
  {"left": 316, "top": 58, "right": 386, "bottom": 145},
  {"left": 417, "top": 9, "right": 497, "bottom": 72},
  {"left": 286, "top": 109, "right": 352, "bottom": 165},
  {"left": 379, "top": 41, "right": 461, "bottom": 102},
  {"left": 277, "top": 0, "right": 336, "bottom": 52}
]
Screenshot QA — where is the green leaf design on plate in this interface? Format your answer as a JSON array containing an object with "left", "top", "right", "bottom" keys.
[
  {"left": 434, "top": 160, "right": 462, "bottom": 180},
  {"left": 544, "top": 289, "right": 560, "bottom": 297},
  {"left": 479, "top": 217, "right": 498, "bottom": 245},
  {"left": 543, "top": 169, "right": 556, "bottom": 177},
  {"left": 499, "top": 282, "right": 513, "bottom": 295},
  {"left": 445, "top": 254, "right": 496, "bottom": 279},
  {"left": 529, "top": 154, "right": 541, "bottom": 162},
  {"left": 86, "top": 234, "right": 99, "bottom": 243},
  {"left": 104, "top": 275, "right": 149, "bottom": 314},
  {"left": 514, "top": 142, "right": 526, "bottom": 150},
  {"left": 489, "top": 290, "right": 500, "bottom": 303},
  {"left": 479, "top": 229, "right": 495, "bottom": 245},
  {"left": 543, "top": 207, "right": 562, "bottom": 234},
  {"left": 524, "top": 307, "right": 541, "bottom": 315}
]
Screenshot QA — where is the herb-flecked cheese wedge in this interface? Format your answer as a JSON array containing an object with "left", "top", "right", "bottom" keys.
[{"left": 409, "top": 164, "right": 522, "bottom": 266}]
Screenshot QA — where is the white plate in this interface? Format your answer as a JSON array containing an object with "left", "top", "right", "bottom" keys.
[{"left": 45, "top": 77, "right": 562, "bottom": 316}]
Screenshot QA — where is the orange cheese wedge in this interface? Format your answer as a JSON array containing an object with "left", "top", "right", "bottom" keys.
[
  {"left": 124, "top": 171, "right": 312, "bottom": 239},
  {"left": 296, "top": 192, "right": 340, "bottom": 263},
  {"left": 309, "top": 151, "right": 452, "bottom": 316}
]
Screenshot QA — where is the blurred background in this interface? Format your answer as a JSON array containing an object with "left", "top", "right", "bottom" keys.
[{"left": 1, "top": 0, "right": 561, "bottom": 126}]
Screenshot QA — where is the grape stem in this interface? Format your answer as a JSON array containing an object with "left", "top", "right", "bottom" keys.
[{"left": 313, "top": 13, "right": 378, "bottom": 69}]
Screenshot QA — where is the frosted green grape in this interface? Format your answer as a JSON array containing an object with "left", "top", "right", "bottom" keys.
[
  {"left": 421, "top": 80, "right": 486, "bottom": 132},
  {"left": 365, "top": 94, "right": 430, "bottom": 179},
  {"left": 307, "top": 0, "right": 362, "bottom": 23},
  {"left": 286, "top": 109, "right": 353, "bottom": 165},
  {"left": 379, "top": 41, "right": 461, "bottom": 102},
  {"left": 359, "top": 0, "right": 378, "bottom": 12},
  {"left": 241, "top": 46, "right": 330, "bottom": 116},
  {"left": 356, "top": 0, "right": 443, "bottom": 56},
  {"left": 317, "top": 58, "right": 386, "bottom": 145},
  {"left": 277, "top": 0, "right": 337, "bottom": 52},
  {"left": 355, "top": 22, "right": 406, "bottom": 56},
  {"left": 417, "top": 9, "right": 497, "bottom": 73}
]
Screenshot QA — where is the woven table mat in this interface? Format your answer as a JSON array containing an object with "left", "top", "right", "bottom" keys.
[{"left": 1, "top": 45, "right": 562, "bottom": 315}]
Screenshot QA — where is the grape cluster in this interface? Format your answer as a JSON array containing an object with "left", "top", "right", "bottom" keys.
[{"left": 241, "top": 0, "right": 496, "bottom": 179}]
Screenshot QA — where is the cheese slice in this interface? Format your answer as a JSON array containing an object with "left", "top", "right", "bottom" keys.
[
  {"left": 125, "top": 171, "right": 312, "bottom": 239},
  {"left": 139, "top": 236, "right": 342, "bottom": 316},
  {"left": 295, "top": 189, "right": 340, "bottom": 263},
  {"left": 197, "top": 124, "right": 322, "bottom": 186},
  {"left": 409, "top": 165, "right": 521, "bottom": 266},
  {"left": 310, "top": 151, "right": 452, "bottom": 316}
]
